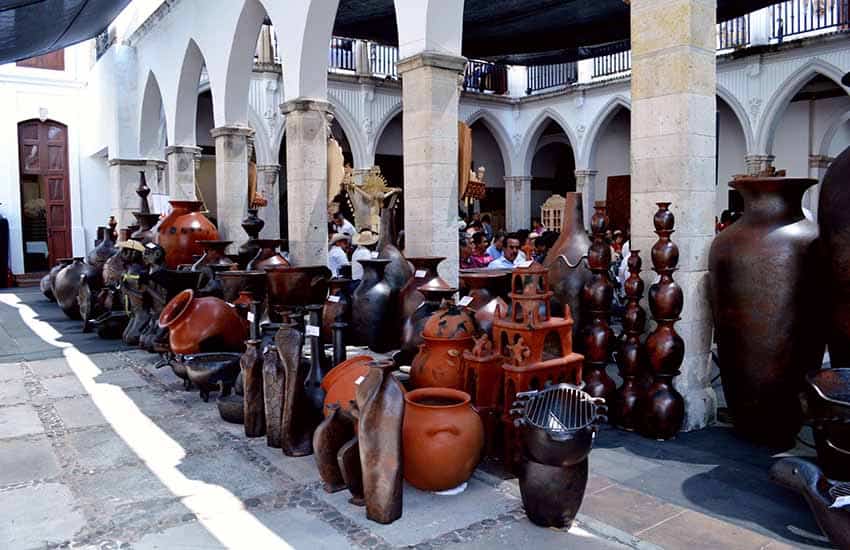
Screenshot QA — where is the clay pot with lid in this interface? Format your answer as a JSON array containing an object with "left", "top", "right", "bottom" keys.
[
  {"left": 158, "top": 289, "right": 248, "bottom": 355},
  {"left": 399, "top": 257, "right": 445, "bottom": 322},
  {"left": 156, "top": 200, "right": 219, "bottom": 269},
  {"left": 54, "top": 258, "right": 86, "bottom": 319},
  {"left": 400, "top": 277, "right": 457, "bottom": 362},
  {"left": 402, "top": 387, "right": 484, "bottom": 491},
  {"left": 459, "top": 270, "right": 511, "bottom": 336},
  {"left": 410, "top": 298, "right": 476, "bottom": 390}
]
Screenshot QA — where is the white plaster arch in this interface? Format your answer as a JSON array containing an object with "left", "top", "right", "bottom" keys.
[
  {"left": 519, "top": 108, "right": 578, "bottom": 177},
  {"left": 327, "top": 97, "right": 370, "bottom": 168},
  {"left": 757, "top": 58, "right": 849, "bottom": 154},
  {"left": 173, "top": 39, "right": 209, "bottom": 146},
  {"left": 581, "top": 95, "right": 631, "bottom": 170},
  {"left": 819, "top": 109, "right": 850, "bottom": 158},
  {"left": 139, "top": 70, "right": 167, "bottom": 159},
  {"left": 465, "top": 109, "right": 514, "bottom": 177},
  {"left": 222, "top": 0, "right": 268, "bottom": 125},
  {"left": 717, "top": 84, "right": 754, "bottom": 153},
  {"left": 370, "top": 103, "right": 403, "bottom": 161},
  {"left": 393, "top": 0, "right": 465, "bottom": 59}
]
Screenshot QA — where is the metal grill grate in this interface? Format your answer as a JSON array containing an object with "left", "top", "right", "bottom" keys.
[
  {"left": 830, "top": 483, "right": 850, "bottom": 501},
  {"left": 518, "top": 384, "right": 599, "bottom": 433}
]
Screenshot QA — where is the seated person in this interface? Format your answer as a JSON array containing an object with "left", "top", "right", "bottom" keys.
[
  {"left": 488, "top": 234, "right": 521, "bottom": 269},
  {"left": 460, "top": 236, "right": 475, "bottom": 269},
  {"left": 469, "top": 232, "right": 493, "bottom": 267},
  {"left": 327, "top": 233, "right": 351, "bottom": 278},
  {"left": 486, "top": 232, "right": 505, "bottom": 260}
]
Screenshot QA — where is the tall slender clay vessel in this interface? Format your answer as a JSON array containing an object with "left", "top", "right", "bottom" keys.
[
  {"left": 276, "top": 323, "right": 317, "bottom": 456},
  {"left": 544, "top": 192, "right": 592, "bottom": 342},
  {"left": 313, "top": 404, "right": 356, "bottom": 493},
  {"left": 613, "top": 251, "right": 647, "bottom": 431},
  {"left": 644, "top": 203, "right": 685, "bottom": 441},
  {"left": 581, "top": 203, "right": 616, "bottom": 400},
  {"left": 818, "top": 149, "right": 850, "bottom": 367},
  {"left": 156, "top": 200, "right": 219, "bottom": 268},
  {"left": 711, "top": 177, "right": 823, "bottom": 448},
  {"left": 241, "top": 338, "right": 266, "bottom": 438},
  {"left": 357, "top": 360, "right": 404, "bottom": 524},
  {"left": 261, "top": 324, "right": 285, "bottom": 448},
  {"left": 351, "top": 259, "right": 395, "bottom": 352}
]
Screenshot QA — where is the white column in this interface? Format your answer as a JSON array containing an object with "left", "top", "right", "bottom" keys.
[
  {"left": 398, "top": 52, "right": 467, "bottom": 285},
  {"left": 504, "top": 176, "right": 532, "bottom": 231},
  {"left": 257, "top": 164, "right": 281, "bottom": 238},
  {"left": 744, "top": 154, "right": 775, "bottom": 175},
  {"left": 211, "top": 125, "right": 254, "bottom": 249},
  {"left": 281, "top": 99, "right": 331, "bottom": 266},
  {"left": 631, "top": 0, "right": 718, "bottom": 431},
  {"left": 574, "top": 169, "right": 598, "bottom": 229},
  {"left": 164, "top": 145, "right": 201, "bottom": 200}
]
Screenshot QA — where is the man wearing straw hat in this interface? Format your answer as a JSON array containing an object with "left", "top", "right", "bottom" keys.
[
  {"left": 327, "top": 233, "right": 351, "bottom": 278},
  {"left": 351, "top": 227, "right": 379, "bottom": 282}
]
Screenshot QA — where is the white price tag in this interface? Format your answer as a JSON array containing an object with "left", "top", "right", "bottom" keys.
[
  {"left": 414, "top": 270, "right": 428, "bottom": 278},
  {"left": 247, "top": 312, "right": 255, "bottom": 323},
  {"left": 370, "top": 251, "right": 380, "bottom": 258},
  {"left": 458, "top": 296, "right": 474, "bottom": 307},
  {"left": 354, "top": 375, "right": 366, "bottom": 385},
  {"left": 305, "top": 325, "right": 320, "bottom": 337},
  {"left": 517, "top": 260, "right": 534, "bottom": 268},
  {"left": 327, "top": 295, "right": 341, "bottom": 303}
]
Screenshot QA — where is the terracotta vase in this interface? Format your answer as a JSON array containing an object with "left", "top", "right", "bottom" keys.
[
  {"left": 458, "top": 270, "right": 511, "bottom": 337},
  {"left": 399, "top": 257, "right": 444, "bottom": 323},
  {"left": 410, "top": 299, "right": 476, "bottom": 390},
  {"left": 241, "top": 339, "right": 266, "bottom": 438},
  {"left": 156, "top": 200, "right": 219, "bottom": 269},
  {"left": 261, "top": 324, "right": 285, "bottom": 448},
  {"left": 321, "top": 278, "right": 353, "bottom": 342},
  {"left": 351, "top": 259, "right": 396, "bottom": 352},
  {"left": 400, "top": 278, "right": 458, "bottom": 362},
  {"left": 265, "top": 265, "right": 331, "bottom": 311},
  {"left": 819, "top": 147, "right": 850, "bottom": 367},
  {"left": 313, "top": 404, "right": 356, "bottom": 493},
  {"left": 246, "top": 239, "right": 289, "bottom": 271},
  {"left": 403, "top": 388, "right": 484, "bottom": 491},
  {"left": 322, "top": 355, "right": 373, "bottom": 416},
  {"left": 519, "top": 458, "right": 589, "bottom": 529},
  {"left": 709, "top": 177, "right": 823, "bottom": 448},
  {"left": 54, "top": 258, "right": 86, "bottom": 319},
  {"left": 192, "top": 240, "right": 235, "bottom": 270},
  {"left": 158, "top": 289, "right": 248, "bottom": 355},
  {"left": 544, "top": 192, "right": 592, "bottom": 341},
  {"left": 218, "top": 270, "right": 267, "bottom": 304},
  {"left": 356, "top": 360, "right": 404, "bottom": 524}
]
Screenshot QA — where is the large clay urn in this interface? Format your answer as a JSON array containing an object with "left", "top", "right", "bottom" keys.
[
  {"left": 399, "top": 257, "right": 444, "bottom": 322},
  {"left": 410, "top": 299, "right": 476, "bottom": 389},
  {"left": 351, "top": 259, "right": 396, "bottom": 352},
  {"left": 543, "top": 192, "right": 592, "bottom": 340},
  {"left": 54, "top": 258, "right": 86, "bottom": 319},
  {"left": 156, "top": 200, "right": 219, "bottom": 269},
  {"left": 458, "top": 270, "right": 511, "bottom": 337},
  {"left": 709, "top": 176, "right": 824, "bottom": 449},
  {"left": 403, "top": 388, "right": 484, "bottom": 491},
  {"left": 158, "top": 289, "right": 248, "bottom": 355}
]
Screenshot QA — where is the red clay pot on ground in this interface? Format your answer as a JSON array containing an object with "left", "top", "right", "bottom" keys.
[{"left": 159, "top": 289, "right": 247, "bottom": 354}]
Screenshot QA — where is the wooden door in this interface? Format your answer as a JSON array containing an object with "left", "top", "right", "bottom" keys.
[
  {"left": 605, "top": 175, "right": 631, "bottom": 234},
  {"left": 18, "top": 120, "right": 71, "bottom": 269}
]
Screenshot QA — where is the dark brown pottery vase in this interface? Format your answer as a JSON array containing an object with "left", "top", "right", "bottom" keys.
[
  {"left": 261, "top": 323, "right": 285, "bottom": 448},
  {"left": 379, "top": 243, "right": 413, "bottom": 294},
  {"left": 351, "top": 259, "right": 396, "bottom": 352},
  {"left": 403, "top": 388, "right": 484, "bottom": 491},
  {"left": 276, "top": 323, "right": 317, "bottom": 456},
  {"left": 801, "top": 368, "right": 850, "bottom": 480},
  {"left": 265, "top": 265, "right": 331, "bottom": 311},
  {"left": 241, "top": 338, "right": 266, "bottom": 438},
  {"left": 44, "top": 258, "right": 72, "bottom": 301},
  {"left": 399, "top": 257, "right": 444, "bottom": 323},
  {"left": 613, "top": 250, "right": 648, "bottom": 431},
  {"left": 321, "top": 278, "right": 352, "bottom": 342},
  {"left": 313, "top": 404, "right": 356, "bottom": 493},
  {"left": 357, "top": 360, "right": 404, "bottom": 524},
  {"left": 156, "top": 200, "right": 219, "bottom": 269},
  {"left": 54, "top": 258, "right": 86, "bottom": 319},
  {"left": 410, "top": 296, "right": 476, "bottom": 389},
  {"left": 237, "top": 208, "right": 265, "bottom": 266},
  {"left": 246, "top": 239, "right": 289, "bottom": 271},
  {"left": 218, "top": 270, "right": 267, "bottom": 304},
  {"left": 158, "top": 289, "right": 248, "bottom": 355},
  {"left": 338, "top": 435, "right": 365, "bottom": 506},
  {"left": 519, "top": 458, "right": 589, "bottom": 529},
  {"left": 458, "top": 270, "right": 511, "bottom": 337},
  {"left": 709, "top": 177, "right": 823, "bottom": 448},
  {"left": 400, "top": 277, "right": 458, "bottom": 363},
  {"left": 544, "top": 192, "right": 592, "bottom": 341}
]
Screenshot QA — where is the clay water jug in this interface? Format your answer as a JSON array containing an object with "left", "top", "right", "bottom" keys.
[{"left": 156, "top": 200, "right": 219, "bottom": 268}]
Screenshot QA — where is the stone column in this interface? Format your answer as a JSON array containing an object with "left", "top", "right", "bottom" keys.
[
  {"left": 574, "top": 169, "right": 598, "bottom": 229},
  {"left": 211, "top": 125, "right": 254, "bottom": 248},
  {"left": 504, "top": 176, "right": 532, "bottom": 232},
  {"left": 257, "top": 164, "right": 281, "bottom": 238},
  {"left": 805, "top": 155, "right": 834, "bottom": 220},
  {"left": 744, "top": 154, "right": 775, "bottom": 175},
  {"left": 631, "top": 0, "right": 717, "bottom": 431},
  {"left": 398, "top": 52, "right": 467, "bottom": 285},
  {"left": 107, "top": 159, "right": 164, "bottom": 228},
  {"left": 281, "top": 99, "right": 331, "bottom": 266},
  {"left": 164, "top": 145, "right": 201, "bottom": 200}
]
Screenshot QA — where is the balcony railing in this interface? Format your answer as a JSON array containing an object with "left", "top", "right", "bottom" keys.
[
  {"left": 592, "top": 50, "right": 632, "bottom": 79},
  {"left": 526, "top": 63, "right": 578, "bottom": 94},
  {"left": 772, "top": 0, "right": 849, "bottom": 41},
  {"left": 370, "top": 42, "right": 398, "bottom": 77},
  {"left": 464, "top": 60, "right": 509, "bottom": 94},
  {"left": 329, "top": 37, "right": 356, "bottom": 72},
  {"left": 718, "top": 13, "right": 751, "bottom": 49}
]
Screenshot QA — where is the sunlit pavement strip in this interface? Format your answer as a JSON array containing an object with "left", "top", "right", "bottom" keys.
[{"left": 0, "top": 293, "right": 294, "bottom": 549}]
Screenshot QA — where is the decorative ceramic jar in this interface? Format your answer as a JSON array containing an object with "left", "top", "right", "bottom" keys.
[
  {"left": 158, "top": 289, "right": 248, "bottom": 355},
  {"left": 351, "top": 259, "right": 396, "bottom": 352},
  {"left": 410, "top": 297, "right": 476, "bottom": 390},
  {"left": 156, "top": 200, "right": 219, "bottom": 269},
  {"left": 399, "top": 257, "right": 444, "bottom": 323},
  {"left": 400, "top": 277, "right": 458, "bottom": 363},
  {"left": 265, "top": 265, "right": 331, "bottom": 310},
  {"left": 403, "top": 388, "right": 484, "bottom": 491}
]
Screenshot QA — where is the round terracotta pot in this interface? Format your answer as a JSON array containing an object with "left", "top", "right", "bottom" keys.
[
  {"left": 158, "top": 289, "right": 248, "bottom": 355},
  {"left": 321, "top": 355, "right": 373, "bottom": 417},
  {"left": 54, "top": 258, "right": 86, "bottom": 319},
  {"left": 709, "top": 176, "right": 824, "bottom": 448},
  {"left": 403, "top": 388, "right": 484, "bottom": 491},
  {"left": 156, "top": 200, "right": 219, "bottom": 269}
]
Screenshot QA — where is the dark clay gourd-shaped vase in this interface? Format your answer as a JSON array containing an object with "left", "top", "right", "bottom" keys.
[
  {"left": 400, "top": 277, "right": 458, "bottom": 363},
  {"left": 710, "top": 177, "right": 823, "bottom": 449},
  {"left": 54, "top": 258, "right": 87, "bottom": 319},
  {"left": 351, "top": 259, "right": 395, "bottom": 352},
  {"left": 321, "top": 278, "right": 352, "bottom": 342},
  {"left": 544, "top": 192, "right": 592, "bottom": 340},
  {"left": 357, "top": 359, "right": 404, "bottom": 524},
  {"left": 612, "top": 250, "right": 648, "bottom": 432}
]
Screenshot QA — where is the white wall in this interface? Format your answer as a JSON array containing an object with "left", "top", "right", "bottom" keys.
[
  {"left": 470, "top": 122, "right": 505, "bottom": 190},
  {"left": 375, "top": 115, "right": 402, "bottom": 156},
  {"left": 594, "top": 108, "right": 630, "bottom": 202},
  {"left": 828, "top": 119, "right": 850, "bottom": 157},
  {"left": 774, "top": 94, "right": 850, "bottom": 177},
  {"left": 715, "top": 101, "right": 748, "bottom": 212}
]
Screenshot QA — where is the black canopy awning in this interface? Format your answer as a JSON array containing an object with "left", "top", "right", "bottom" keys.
[
  {"left": 335, "top": 0, "right": 780, "bottom": 64},
  {"left": 0, "top": 0, "right": 131, "bottom": 65}
]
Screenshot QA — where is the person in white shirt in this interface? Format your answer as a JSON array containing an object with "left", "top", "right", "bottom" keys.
[
  {"left": 332, "top": 212, "right": 356, "bottom": 237},
  {"left": 488, "top": 235, "right": 521, "bottom": 269},
  {"left": 351, "top": 228, "right": 379, "bottom": 281},
  {"left": 327, "top": 233, "right": 351, "bottom": 278}
]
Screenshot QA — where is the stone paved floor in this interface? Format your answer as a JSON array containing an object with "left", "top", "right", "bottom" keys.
[{"left": 0, "top": 288, "right": 834, "bottom": 549}]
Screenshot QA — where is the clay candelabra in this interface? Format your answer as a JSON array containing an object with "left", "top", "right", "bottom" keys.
[{"left": 613, "top": 250, "right": 647, "bottom": 431}]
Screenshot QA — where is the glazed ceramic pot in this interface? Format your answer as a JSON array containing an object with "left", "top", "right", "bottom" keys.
[
  {"left": 265, "top": 265, "right": 331, "bottom": 310},
  {"left": 543, "top": 192, "right": 592, "bottom": 337},
  {"left": 158, "top": 289, "right": 248, "bottom": 355},
  {"left": 246, "top": 239, "right": 289, "bottom": 271},
  {"left": 322, "top": 355, "right": 373, "bottom": 417},
  {"left": 709, "top": 177, "right": 824, "bottom": 448},
  {"left": 458, "top": 270, "right": 511, "bottom": 337},
  {"left": 400, "top": 278, "right": 458, "bottom": 362},
  {"left": 156, "top": 200, "right": 219, "bottom": 269},
  {"left": 403, "top": 388, "right": 484, "bottom": 491},
  {"left": 410, "top": 299, "right": 476, "bottom": 389},
  {"left": 399, "top": 257, "right": 444, "bottom": 322},
  {"left": 321, "top": 278, "right": 352, "bottom": 342},
  {"left": 191, "top": 240, "right": 235, "bottom": 270},
  {"left": 351, "top": 259, "right": 396, "bottom": 352},
  {"left": 520, "top": 458, "right": 589, "bottom": 529},
  {"left": 54, "top": 258, "right": 86, "bottom": 319}
]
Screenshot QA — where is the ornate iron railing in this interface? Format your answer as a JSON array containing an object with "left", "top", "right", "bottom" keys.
[
  {"left": 464, "top": 60, "right": 509, "bottom": 94},
  {"left": 772, "top": 0, "right": 848, "bottom": 40},
  {"left": 718, "top": 13, "right": 752, "bottom": 49},
  {"left": 370, "top": 42, "right": 398, "bottom": 77},
  {"left": 526, "top": 62, "right": 578, "bottom": 94},
  {"left": 329, "top": 37, "right": 356, "bottom": 72},
  {"left": 592, "top": 50, "right": 632, "bottom": 79}
]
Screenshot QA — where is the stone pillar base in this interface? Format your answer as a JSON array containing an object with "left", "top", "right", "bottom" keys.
[
  {"left": 504, "top": 176, "right": 532, "bottom": 232},
  {"left": 165, "top": 145, "right": 201, "bottom": 200},
  {"left": 744, "top": 154, "right": 775, "bottom": 176},
  {"left": 211, "top": 125, "right": 254, "bottom": 249}
]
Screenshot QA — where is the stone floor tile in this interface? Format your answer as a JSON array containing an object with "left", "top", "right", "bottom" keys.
[
  {"left": 0, "top": 378, "right": 30, "bottom": 405},
  {"left": 0, "top": 403, "right": 44, "bottom": 438},
  {"left": 150, "top": 416, "right": 226, "bottom": 453},
  {"left": 0, "top": 482, "right": 86, "bottom": 548},
  {"left": 132, "top": 521, "right": 226, "bottom": 549},
  {"left": 121, "top": 388, "right": 187, "bottom": 418},
  {"left": 73, "top": 464, "right": 176, "bottom": 515},
  {"left": 41, "top": 374, "right": 88, "bottom": 398},
  {"left": 0, "top": 436, "right": 61, "bottom": 485},
  {"left": 589, "top": 447, "right": 664, "bottom": 484},
  {"left": 64, "top": 427, "right": 139, "bottom": 470},
  {"left": 93, "top": 368, "right": 149, "bottom": 389},
  {"left": 53, "top": 397, "right": 109, "bottom": 429},
  {"left": 0, "top": 362, "right": 26, "bottom": 381},
  {"left": 27, "top": 356, "right": 74, "bottom": 378},
  {"left": 176, "top": 448, "right": 281, "bottom": 499},
  {"left": 251, "top": 508, "right": 353, "bottom": 548},
  {"left": 580, "top": 484, "right": 685, "bottom": 536},
  {"left": 444, "top": 517, "right": 629, "bottom": 549},
  {"left": 247, "top": 439, "right": 318, "bottom": 484},
  {"left": 586, "top": 474, "right": 617, "bottom": 495},
  {"left": 639, "top": 509, "right": 778, "bottom": 549}
]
